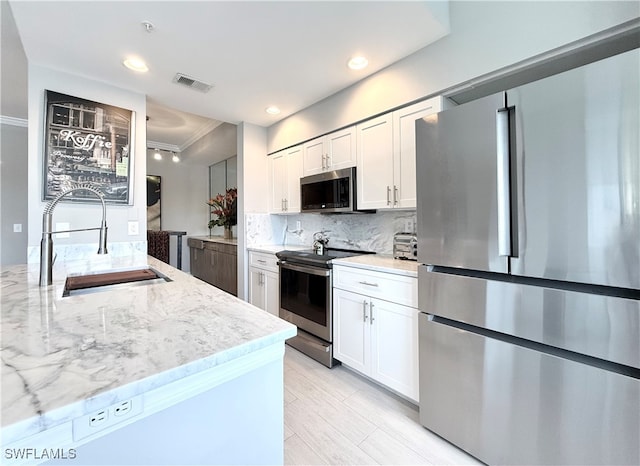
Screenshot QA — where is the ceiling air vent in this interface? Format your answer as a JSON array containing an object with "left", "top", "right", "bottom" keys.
[{"left": 172, "top": 73, "right": 213, "bottom": 93}]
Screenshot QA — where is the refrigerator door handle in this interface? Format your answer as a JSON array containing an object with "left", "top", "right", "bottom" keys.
[{"left": 496, "top": 107, "right": 512, "bottom": 257}]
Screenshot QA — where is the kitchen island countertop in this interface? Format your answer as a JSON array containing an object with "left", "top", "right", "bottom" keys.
[{"left": 0, "top": 253, "right": 295, "bottom": 447}]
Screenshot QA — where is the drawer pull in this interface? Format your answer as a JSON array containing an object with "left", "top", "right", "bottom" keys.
[
  {"left": 257, "top": 259, "right": 267, "bottom": 264},
  {"left": 358, "top": 281, "right": 379, "bottom": 287}
]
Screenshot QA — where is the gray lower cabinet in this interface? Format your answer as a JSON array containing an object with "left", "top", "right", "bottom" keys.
[{"left": 188, "top": 238, "right": 237, "bottom": 296}]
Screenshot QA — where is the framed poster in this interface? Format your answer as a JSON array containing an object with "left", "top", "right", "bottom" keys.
[
  {"left": 43, "top": 90, "right": 135, "bottom": 204},
  {"left": 147, "top": 175, "right": 161, "bottom": 230}
]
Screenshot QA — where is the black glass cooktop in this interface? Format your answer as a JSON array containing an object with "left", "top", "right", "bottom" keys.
[{"left": 276, "top": 248, "right": 374, "bottom": 268}]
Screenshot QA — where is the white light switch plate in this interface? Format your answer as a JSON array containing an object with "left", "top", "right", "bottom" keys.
[
  {"left": 404, "top": 219, "right": 413, "bottom": 233},
  {"left": 13, "top": 224, "right": 22, "bottom": 233},
  {"left": 127, "top": 221, "right": 139, "bottom": 236}
]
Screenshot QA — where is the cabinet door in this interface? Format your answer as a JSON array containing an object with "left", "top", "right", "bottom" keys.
[
  {"left": 269, "top": 151, "right": 287, "bottom": 213},
  {"left": 326, "top": 126, "right": 356, "bottom": 171},
  {"left": 357, "top": 114, "right": 394, "bottom": 210},
  {"left": 285, "top": 145, "right": 303, "bottom": 213},
  {"left": 263, "top": 270, "right": 280, "bottom": 317},
  {"left": 203, "top": 248, "right": 217, "bottom": 286},
  {"left": 212, "top": 251, "right": 237, "bottom": 296},
  {"left": 333, "top": 288, "right": 368, "bottom": 374},
  {"left": 393, "top": 97, "right": 442, "bottom": 209},
  {"left": 189, "top": 247, "right": 204, "bottom": 280},
  {"left": 370, "top": 298, "right": 419, "bottom": 402},
  {"left": 249, "top": 267, "right": 266, "bottom": 310},
  {"left": 302, "top": 137, "right": 325, "bottom": 177}
]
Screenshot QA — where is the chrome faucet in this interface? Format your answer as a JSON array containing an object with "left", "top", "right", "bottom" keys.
[{"left": 40, "top": 183, "right": 108, "bottom": 286}]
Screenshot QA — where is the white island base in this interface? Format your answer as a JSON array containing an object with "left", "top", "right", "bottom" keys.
[{"left": 8, "top": 344, "right": 286, "bottom": 466}]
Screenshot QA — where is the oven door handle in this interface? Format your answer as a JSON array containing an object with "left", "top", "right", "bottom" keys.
[{"left": 277, "top": 260, "right": 331, "bottom": 277}]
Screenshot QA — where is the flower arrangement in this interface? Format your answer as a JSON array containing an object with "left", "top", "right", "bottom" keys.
[{"left": 207, "top": 188, "right": 237, "bottom": 231}]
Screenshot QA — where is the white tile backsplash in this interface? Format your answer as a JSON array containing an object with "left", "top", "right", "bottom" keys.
[{"left": 245, "top": 211, "right": 416, "bottom": 254}]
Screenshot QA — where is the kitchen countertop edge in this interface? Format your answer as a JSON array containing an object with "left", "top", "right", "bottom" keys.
[
  {"left": 247, "top": 244, "right": 309, "bottom": 254},
  {"left": 332, "top": 255, "right": 418, "bottom": 277}
]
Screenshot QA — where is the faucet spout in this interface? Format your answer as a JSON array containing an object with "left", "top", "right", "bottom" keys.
[{"left": 40, "top": 183, "right": 109, "bottom": 287}]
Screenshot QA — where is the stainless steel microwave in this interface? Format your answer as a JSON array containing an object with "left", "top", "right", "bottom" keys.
[{"left": 300, "top": 167, "right": 358, "bottom": 213}]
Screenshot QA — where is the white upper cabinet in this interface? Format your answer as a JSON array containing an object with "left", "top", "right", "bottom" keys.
[
  {"left": 302, "top": 126, "right": 356, "bottom": 177},
  {"left": 356, "top": 114, "right": 394, "bottom": 210},
  {"left": 269, "top": 144, "right": 302, "bottom": 213},
  {"left": 392, "top": 97, "right": 443, "bottom": 208},
  {"left": 357, "top": 97, "right": 443, "bottom": 210}
]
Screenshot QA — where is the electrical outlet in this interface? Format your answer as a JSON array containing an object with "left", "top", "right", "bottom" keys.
[
  {"left": 73, "top": 395, "right": 143, "bottom": 441},
  {"left": 13, "top": 224, "right": 22, "bottom": 233},
  {"left": 127, "top": 221, "right": 139, "bottom": 236},
  {"left": 89, "top": 409, "right": 108, "bottom": 427},
  {"left": 404, "top": 219, "right": 413, "bottom": 233},
  {"left": 113, "top": 400, "right": 132, "bottom": 417}
]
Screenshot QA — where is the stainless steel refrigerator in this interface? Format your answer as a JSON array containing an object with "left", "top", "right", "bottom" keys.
[{"left": 416, "top": 48, "right": 639, "bottom": 465}]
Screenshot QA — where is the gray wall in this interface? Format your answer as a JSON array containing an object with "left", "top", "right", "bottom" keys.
[
  {"left": 1, "top": 0, "right": 28, "bottom": 266},
  {"left": 145, "top": 121, "right": 238, "bottom": 273},
  {"left": 1, "top": 0, "right": 27, "bottom": 119},
  {"left": 181, "top": 122, "right": 237, "bottom": 166},
  {"left": 0, "top": 124, "right": 28, "bottom": 265},
  {"left": 147, "top": 153, "right": 211, "bottom": 273}
]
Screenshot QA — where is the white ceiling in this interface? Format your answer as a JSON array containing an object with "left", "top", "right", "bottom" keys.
[
  {"left": 8, "top": 1, "right": 450, "bottom": 131},
  {"left": 146, "top": 97, "right": 223, "bottom": 151}
]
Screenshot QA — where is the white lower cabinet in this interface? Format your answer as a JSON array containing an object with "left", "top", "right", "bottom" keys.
[
  {"left": 333, "top": 265, "right": 419, "bottom": 402},
  {"left": 248, "top": 251, "right": 280, "bottom": 316}
]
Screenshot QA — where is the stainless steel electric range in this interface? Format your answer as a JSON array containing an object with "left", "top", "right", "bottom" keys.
[{"left": 276, "top": 248, "right": 373, "bottom": 367}]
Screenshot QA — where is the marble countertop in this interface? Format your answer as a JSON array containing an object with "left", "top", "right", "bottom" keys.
[
  {"left": 247, "top": 244, "right": 309, "bottom": 254},
  {"left": 332, "top": 254, "right": 419, "bottom": 277},
  {"left": 245, "top": 246, "right": 418, "bottom": 276},
  {"left": 188, "top": 235, "right": 237, "bottom": 246},
  {"left": 1, "top": 253, "right": 295, "bottom": 444}
]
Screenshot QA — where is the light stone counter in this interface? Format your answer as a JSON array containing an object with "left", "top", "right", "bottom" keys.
[
  {"left": 188, "top": 235, "right": 237, "bottom": 246},
  {"left": 332, "top": 254, "right": 419, "bottom": 277},
  {"left": 247, "top": 244, "right": 309, "bottom": 254},
  {"left": 0, "top": 253, "right": 296, "bottom": 454}
]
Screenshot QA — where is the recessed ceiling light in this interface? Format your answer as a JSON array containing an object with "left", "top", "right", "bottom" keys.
[
  {"left": 265, "top": 106, "right": 281, "bottom": 115},
  {"left": 348, "top": 56, "right": 368, "bottom": 70},
  {"left": 123, "top": 57, "right": 149, "bottom": 73}
]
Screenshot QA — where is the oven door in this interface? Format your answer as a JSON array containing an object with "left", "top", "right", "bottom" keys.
[{"left": 278, "top": 261, "right": 332, "bottom": 342}]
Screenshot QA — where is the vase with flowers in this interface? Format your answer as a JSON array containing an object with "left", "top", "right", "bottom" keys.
[{"left": 207, "top": 188, "right": 238, "bottom": 239}]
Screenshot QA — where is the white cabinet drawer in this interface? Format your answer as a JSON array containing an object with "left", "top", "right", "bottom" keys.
[
  {"left": 333, "top": 265, "right": 417, "bottom": 308},
  {"left": 249, "top": 251, "right": 279, "bottom": 272}
]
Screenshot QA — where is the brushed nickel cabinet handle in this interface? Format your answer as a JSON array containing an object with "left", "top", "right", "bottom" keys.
[
  {"left": 358, "top": 281, "right": 379, "bottom": 287},
  {"left": 370, "top": 302, "right": 375, "bottom": 325}
]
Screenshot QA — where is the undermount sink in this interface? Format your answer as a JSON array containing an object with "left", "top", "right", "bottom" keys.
[{"left": 63, "top": 267, "right": 171, "bottom": 297}]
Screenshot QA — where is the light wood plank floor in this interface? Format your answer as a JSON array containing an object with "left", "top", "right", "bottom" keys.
[{"left": 283, "top": 346, "right": 482, "bottom": 465}]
